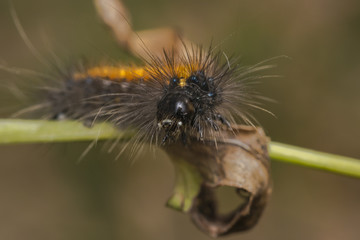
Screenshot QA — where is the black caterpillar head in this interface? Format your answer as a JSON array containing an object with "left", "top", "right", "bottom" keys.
[{"left": 155, "top": 69, "right": 225, "bottom": 144}]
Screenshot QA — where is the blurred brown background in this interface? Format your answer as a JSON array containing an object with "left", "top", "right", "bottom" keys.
[{"left": 0, "top": 0, "right": 360, "bottom": 239}]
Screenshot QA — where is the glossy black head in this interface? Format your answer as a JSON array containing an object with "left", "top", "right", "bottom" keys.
[
  {"left": 156, "top": 71, "right": 225, "bottom": 144},
  {"left": 157, "top": 92, "right": 195, "bottom": 130}
]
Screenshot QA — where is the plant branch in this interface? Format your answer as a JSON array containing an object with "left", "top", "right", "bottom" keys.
[
  {"left": 0, "top": 119, "right": 359, "bottom": 178},
  {"left": 0, "top": 119, "right": 132, "bottom": 143},
  {"left": 269, "top": 142, "right": 360, "bottom": 178}
]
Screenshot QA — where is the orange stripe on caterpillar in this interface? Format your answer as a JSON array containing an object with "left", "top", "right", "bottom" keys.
[
  {"left": 72, "top": 66, "right": 148, "bottom": 81},
  {"left": 72, "top": 65, "right": 198, "bottom": 87}
]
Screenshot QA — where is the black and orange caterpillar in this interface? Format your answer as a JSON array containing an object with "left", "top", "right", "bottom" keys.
[{"left": 45, "top": 46, "right": 262, "bottom": 145}]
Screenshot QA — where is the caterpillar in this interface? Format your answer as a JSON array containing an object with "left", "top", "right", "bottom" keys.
[{"left": 42, "top": 45, "right": 266, "bottom": 148}]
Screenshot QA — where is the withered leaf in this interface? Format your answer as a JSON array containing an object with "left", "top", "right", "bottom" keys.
[{"left": 164, "top": 125, "right": 271, "bottom": 237}]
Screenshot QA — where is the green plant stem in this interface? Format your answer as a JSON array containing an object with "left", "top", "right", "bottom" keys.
[
  {"left": 0, "top": 119, "right": 132, "bottom": 143},
  {"left": 0, "top": 119, "right": 359, "bottom": 178},
  {"left": 269, "top": 142, "right": 360, "bottom": 178}
]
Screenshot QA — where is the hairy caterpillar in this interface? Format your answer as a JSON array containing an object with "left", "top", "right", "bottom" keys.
[{"left": 42, "top": 45, "right": 267, "bottom": 148}]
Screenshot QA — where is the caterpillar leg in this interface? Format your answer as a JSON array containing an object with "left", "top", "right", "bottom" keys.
[{"left": 216, "top": 114, "right": 232, "bottom": 129}]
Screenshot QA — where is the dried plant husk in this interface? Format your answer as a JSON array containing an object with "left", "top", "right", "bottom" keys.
[{"left": 164, "top": 125, "right": 271, "bottom": 237}]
